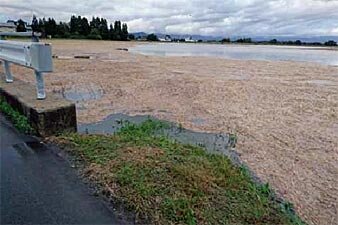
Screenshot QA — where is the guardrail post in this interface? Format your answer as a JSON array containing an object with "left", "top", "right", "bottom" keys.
[
  {"left": 34, "top": 70, "right": 46, "bottom": 100},
  {"left": 3, "top": 61, "right": 13, "bottom": 83},
  {"left": 31, "top": 33, "right": 39, "bottom": 42},
  {"left": 0, "top": 39, "right": 52, "bottom": 100}
]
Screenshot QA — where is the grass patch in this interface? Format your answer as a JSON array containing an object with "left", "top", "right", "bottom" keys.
[
  {"left": 0, "top": 98, "right": 34, "bottom": 134},
  {"left": 55, "top": 119, "right": 305, "bottom": 225}
]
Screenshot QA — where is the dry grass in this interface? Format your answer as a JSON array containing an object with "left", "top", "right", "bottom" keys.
[{"left": 7, "top": 39, "right": 338, "bottom": 225}]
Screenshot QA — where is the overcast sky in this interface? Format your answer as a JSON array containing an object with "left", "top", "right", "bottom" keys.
[{"left": 1, "top": 0, "right": 337, "bottom": 37}]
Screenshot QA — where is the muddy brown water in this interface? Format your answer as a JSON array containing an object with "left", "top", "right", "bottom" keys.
[
  {"left": 9, "top": 40, "right": 337, "bottom": 225},
  {"left": 62, "top": 87, "right": 240, "bottom": 163}
]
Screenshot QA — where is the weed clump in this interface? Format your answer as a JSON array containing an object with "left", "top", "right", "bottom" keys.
[{"left": 0, "top": 98, "right": 34, "bottom": 134}]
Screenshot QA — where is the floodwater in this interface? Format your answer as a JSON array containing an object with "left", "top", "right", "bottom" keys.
[
  {"left": 130, "top": 43, "right": 338, "bottom": 66},
  {"left": 63, "top": 86, "right": 103, "bottom": 102},
  {"left": 78, "top": 113, "right": 242, "bottom": 166}
]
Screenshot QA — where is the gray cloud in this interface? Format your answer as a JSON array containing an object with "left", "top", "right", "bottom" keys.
[{"left": 1, "top": 0, "right": 337, "bottom": 36}]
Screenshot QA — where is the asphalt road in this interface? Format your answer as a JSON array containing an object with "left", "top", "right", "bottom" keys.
[{"left": 0, "top": 114, "right": 121, "bottom": 224}]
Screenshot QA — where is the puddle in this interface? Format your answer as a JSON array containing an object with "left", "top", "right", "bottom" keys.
[
  {"left": 64, "top": 90, "right": 103, "bottom": 102},
  {"left": 63, "top": 85, "right": 104, "bottom": 102},
  {"left": 25, "top": 141, "right": 46, "bottom": 150},
  {"left": 191, "top": 117, "right": 207, "bottom": 126},
  {"left": 78, "top": 113, "right": 241, "bottom": 165},
  {"left": 13, "top": 141, "right": 46, "bottom": 156}
]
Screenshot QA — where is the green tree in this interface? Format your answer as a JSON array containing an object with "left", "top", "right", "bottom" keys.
[
  {"left": 31, "top": 15, "right": 39, "bottom": 32},
  {"left": 98, "top": 18, "right": 109, "bottom": 40},
  {"left": 45, "top": 18, "right": 57, "bottom": 37},
  {"left": 31, "top": 15, "right": 129, "bottom": 41},
  {"left": 16, "top": 19, "right": 26, "bottom": 32},
  {"left": 87, "top": 28, "right": 102, "bottom": 40},
  {"left": 109, "top": 24, "right": 115, "bottom": 40},
  {"left": 324, "top": 40, "right": 337, "bottom": 46},
  {"left": 70, "top": 15, "right": 78, "bottom": 34},
  {"left": 221, "top": 38, "right": 230, "bottom": 43},
  {"left": 128, "top": 34, "right": 135, "bottom": 40},
  {"left": 269, "top": 39, "right": 278, "bottom": 44},
  {"left": 55, "top": 22, "right": 70, "bottom": 38},
  {"left": 79, "top": 17, "right": 90, "bottom": 36},
  {"left": 295, "top": 40, "right": 302, "bottom": 45},
  {"left": 37, "top": 18, "right": 44, "bottom": 33},
  {"left": 90, "top": 17, "right": 100, "bottom": 30},
  {"left": 121, "top": 23, "right": 128, "bottom": 41},
  {"left": 235, "top": 38, "right": 252, "bottom": 43},
  {"left": 147, "top": 33, "right": 158, "bottom": 41},
  {"left": 114, "top": 21, "right": 122, "bottom": 40}
]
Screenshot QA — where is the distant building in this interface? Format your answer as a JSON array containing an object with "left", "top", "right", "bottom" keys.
[
  {"left": 165, "top": 35, "right": 172, "bottom": 42},
  {"left": 0, "top": 20, "right": 33, "bottom": 33},
  {"left": 185, "top": 36, "right": 197, "bottom": 43},
  {"left": 159, "top": 35, "right": 172, "bottom": 42},
  {"left": 0, "top": 21, "right": 16, "bottom": 32},
  {"left": 136, "top": 37, "right": 147, "bottom": 41}
]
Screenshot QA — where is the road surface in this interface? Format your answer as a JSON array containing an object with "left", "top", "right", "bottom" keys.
[{"left": 0, "top": 114, "right": 123, "bottom": 224}]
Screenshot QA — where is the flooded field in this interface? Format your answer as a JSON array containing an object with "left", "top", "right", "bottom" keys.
[
  {"left": 130, "top": 43, "right": 338, "bottom": 66},
  {"left": 6, "top": 39, "right": 338, "bottom": 225}
]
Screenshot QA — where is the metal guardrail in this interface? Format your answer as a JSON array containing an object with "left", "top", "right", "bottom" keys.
[
  {"left": 0, "top": 40, "right": 53, "bottom": 99},
  {"left": 0, "top": 31, "right": 41, "bottom": 37},
  {"left": 0, "top": 31, "right": 41, "bottom": 44}
]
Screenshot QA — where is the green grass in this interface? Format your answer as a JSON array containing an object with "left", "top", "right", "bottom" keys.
[
  {"left": 55, "top": 119, "right": 305, "bottom": 225},
  {"left": 0, "top": 98, "right": 34, "bottom": 133}
]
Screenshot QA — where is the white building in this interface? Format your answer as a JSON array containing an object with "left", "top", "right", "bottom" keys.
[
  {"left": 185, "top": 36, "right": 197, "bottom": 43},
  {"left": 159, "top": 35, "right": 172, "bottom": 42}
]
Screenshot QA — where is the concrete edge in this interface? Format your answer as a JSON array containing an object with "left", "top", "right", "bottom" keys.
[{"left": 0, "top": 80, "right": 77, "bottom": 136}]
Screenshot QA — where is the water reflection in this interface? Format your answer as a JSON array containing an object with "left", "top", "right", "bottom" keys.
[{"left": 130, "top": 43, "right": 338, "bottom": 66}]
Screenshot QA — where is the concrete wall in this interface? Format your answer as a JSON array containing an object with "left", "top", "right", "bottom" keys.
[{"left": 0, "top": 78, "right": 77, "bottom": 136}]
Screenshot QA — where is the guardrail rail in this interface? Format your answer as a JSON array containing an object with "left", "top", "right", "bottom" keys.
[
  {"left": 0, "top": 31, "right": 41, "bottom": 42},
  {"left": 0, "top": 39, "right": 53, "bottom": 99}
]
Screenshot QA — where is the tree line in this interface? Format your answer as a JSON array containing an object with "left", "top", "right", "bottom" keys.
[
  {"left": 18, "top": 15, "right": 131, "bottom": 41},
  {"left": 15, "top": 17, "right": 337, "bottom": 46},
  {"left": 220, "top": 37, "right": 337, "bottom": 46},
  {"left": 140, "top": 34, "right": 337, "bottom": 46}
]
